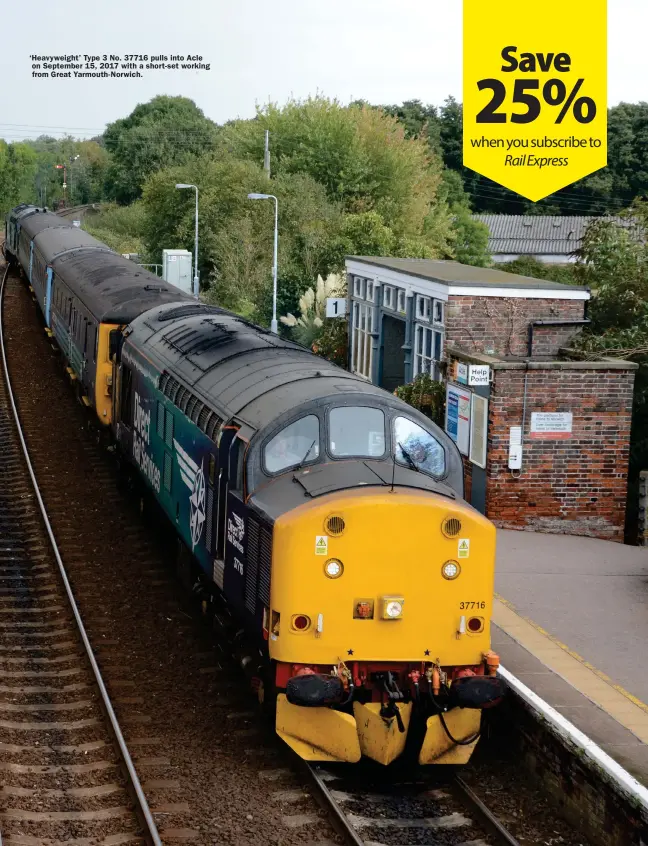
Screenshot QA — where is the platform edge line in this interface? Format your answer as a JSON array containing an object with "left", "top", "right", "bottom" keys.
[{"left": 499, "top": 665, "right": 648, "bottom": 812}]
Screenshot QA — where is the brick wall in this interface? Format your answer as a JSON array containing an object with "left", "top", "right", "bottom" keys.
[
  {"left": 487, "top": 365, "right": 635, "bottom": 541},
  {"left": 446, "top": 296, "right": 586, "bottom": 357}
]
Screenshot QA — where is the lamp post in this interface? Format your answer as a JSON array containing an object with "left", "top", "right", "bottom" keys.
[
  {"left": 69, "top": 155, "right": 79, "bottom": 204},
  {"left": 175, "top": 183, "right": 199, "bottom": 298},
  {"left": 55, "top": 164, "right": 67, "bottom": 207},
  {"left": 247, "top": 193, "right": 278, "bottom": 334}
]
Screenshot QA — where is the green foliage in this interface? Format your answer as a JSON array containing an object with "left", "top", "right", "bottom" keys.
[
  {"left": 499, "top": 256, "right": 578, "bottom": 286},
  {"left": 571, "top": 208, "right": 648, "bottom": 540},
  {"left": 394, "top": 374, "right": 446, "bottom": 427},
  {"left": 280, "top": 274, "right": 342, "bottom": 348},
  {"left": 83, "top": 202, "right": 147, "bottom": 256},
  {"left": 218, "top": 96, "right": 452, "bottom": 252},
  {"left": 0, "top": 141, "right": 38, "bottom": 216},
  {"left": 104, "top": 96, "right": 218, "bottom": 204}
]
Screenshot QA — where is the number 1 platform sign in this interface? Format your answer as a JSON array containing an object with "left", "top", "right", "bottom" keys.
[{"left": 463, "top": 0, "right": 607, "bottom": 202}]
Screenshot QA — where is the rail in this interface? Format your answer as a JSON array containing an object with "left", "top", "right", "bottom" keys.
[
  {"left": 304, "top": 761, "right": 522, "bottom": 846},
  {"left": 0, "top": 262, "right": 163, "bottom": 846}
]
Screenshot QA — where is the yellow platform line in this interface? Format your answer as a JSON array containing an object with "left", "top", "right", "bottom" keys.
[{"left": 493, "top": 593, "right": 648, "bottom": 743}]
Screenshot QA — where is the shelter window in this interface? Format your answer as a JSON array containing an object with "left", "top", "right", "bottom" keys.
[
  {"left": 383, "top": 286, "right": 394, "bottom": 309},
  {"left": 433, "top": 299, "right": 444, "bottom": 325},
  {"left": 264, "top": 415, "right": 320, "bottom": 474},
  {"left": 351, "top": 302, "right": 374, "bottom": 380},
  {"left": 329, "top": 407, "right": 385, "bottom": 458},
  {"left": 397, "top": 290, "right": 406, "bottom": 313},
  {"left": 353, "top": 277, "right": 365, "bottom": 299},
  {"left": 393, "top": 417, "right": 445, "bottom": 477},
  {"left": 414, "top": 325, "right": 444, "bottom": 381},
  {"left": 365, "top": 280, "right": 376, "bottom": 302},
  {"left": 416, "top": 295, "right": 432, "bottom": 321}
]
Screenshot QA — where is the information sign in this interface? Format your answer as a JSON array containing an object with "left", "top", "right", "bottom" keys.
[
  {"left": 446, "top": 384, "right": 472, "bottom": 457},
  {"left": 469, "top": 395, "right": 488, "bottom": 468},
  {"left": 468, "top": 365, "right": 490, "bottom": 387},
  {"left": 530, "top": 412, "right": 573, "bottom": 439}
]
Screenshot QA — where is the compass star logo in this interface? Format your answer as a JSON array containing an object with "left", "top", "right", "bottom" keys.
[
  {"left": 189, "top": 460, "right": 206, "bottom": 550},
  {"left": 174, "top": 439, "right": 207, "bottom": 551}
]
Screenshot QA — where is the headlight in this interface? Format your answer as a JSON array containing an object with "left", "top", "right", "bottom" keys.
[
  {"left": 442, "top": 560, "right": 461, "bottom": 580},
  {"left": 385, "top": 600, "right": 403, "bottom": 618},
  {"left": 380, "top": 596, "right": 404, "bottom": 619},
  {"left": 324, "top": 559, "right": 343, "bottom": 579}
]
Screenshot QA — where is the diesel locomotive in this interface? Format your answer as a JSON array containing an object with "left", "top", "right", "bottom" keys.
[{"left": 5, "top": 204, "right": 504, "bottom": 766}]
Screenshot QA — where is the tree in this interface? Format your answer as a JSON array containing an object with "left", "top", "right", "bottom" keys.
[
  {"left": 499, "top": 256, "right": 577, "bottom": 286},
  {"left": 572, "top": 207, "right": 648, "bottom": 541},
  {"left": 218, "top": 96, "right": 453, "bottom": 251},
  {"left": 103, "top": 96, "right": 218, "bottom": 204}
]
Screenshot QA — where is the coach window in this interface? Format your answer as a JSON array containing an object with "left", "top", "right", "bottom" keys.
[
  {"left": 264, "top": 415, "right": 320, "bottom": 474},
  {"left": 329, "top": 407, "right": 385, "bottom": 458},
  {"left": 393, "top": 417, "right": 445, "bottom": 477}
]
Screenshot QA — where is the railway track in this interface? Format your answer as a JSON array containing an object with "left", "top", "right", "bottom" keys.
[
  {"left": 0, "top": 263, "right": 162, "bottom": 845},
  {"left": 306, "top": 763, "right": 522, "bottom": 846}
]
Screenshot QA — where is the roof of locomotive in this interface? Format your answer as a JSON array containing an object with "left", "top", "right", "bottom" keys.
[
  {"left": 52, "top": 249, "right": 194, "bottom": 322},
  {"left": 126, "top": 302, "right": 405, "bottom": 430},
  {"left": 34, "top": 226, "right": 109, "bottom": 260},
  {"left": 16, "top": 208, "right": 70, "bottom": 238}
]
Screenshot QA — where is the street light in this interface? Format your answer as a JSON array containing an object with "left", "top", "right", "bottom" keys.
[
  {"left": 248, "top": 193, "right": 278, "bottom": 334},
  {"left": 175, "top": 183, "right": 199, "bottom": 298}
]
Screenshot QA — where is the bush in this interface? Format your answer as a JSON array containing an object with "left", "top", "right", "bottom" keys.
[{"left": 394, "top": 373, "right": 445, "bottom": 427}]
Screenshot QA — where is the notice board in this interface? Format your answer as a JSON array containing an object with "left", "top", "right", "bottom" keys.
[{"left": 445, "top": 383, "right": 472, "bottom": 456}]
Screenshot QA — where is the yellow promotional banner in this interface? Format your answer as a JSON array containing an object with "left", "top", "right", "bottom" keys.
[{"left": 463, "top": 0, "right": 607, "bottom": 202}]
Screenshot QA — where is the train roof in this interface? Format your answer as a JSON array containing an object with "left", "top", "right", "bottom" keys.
[
  {"left": 16, "top": 208, "right": 69, "bottom": 238},
  {"left": 34, "top": 226, "right": 109, "bottom": 260},
  {"left": 126, "top": 302, "right": 396, "bottom": 430},
  {"left": 52, "top": 250, "right": 193, "bottom": 323}
]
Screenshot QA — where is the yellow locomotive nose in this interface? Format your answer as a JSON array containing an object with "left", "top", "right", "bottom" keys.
[
  {"left": 269, "top": 487, "right": 495, "bottom": 667},
  {"left": 269, "top": 486, "right": 500, "bottom": 766}
]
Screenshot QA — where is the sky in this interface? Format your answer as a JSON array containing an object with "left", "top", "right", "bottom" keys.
[{"left": 0, "top": 0, "right": 645, "bottom": 141}]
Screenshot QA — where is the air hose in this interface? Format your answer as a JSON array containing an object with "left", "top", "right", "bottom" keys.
[{"left": 439, "top": 711, "right": 481, "bottom": 746}]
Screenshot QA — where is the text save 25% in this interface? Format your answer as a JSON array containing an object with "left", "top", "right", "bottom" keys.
[{"left": 477, "top": 78, "right": 596, "bottom": 125}]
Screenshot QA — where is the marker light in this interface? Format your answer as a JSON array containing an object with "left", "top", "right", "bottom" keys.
[
  {"left": 442, "top": 560, "right": 461, "bottom": 580},
  {"left": 324, "top": 559, "right": 344, "bottom": 579},
  {"left": 468, "top": 616, "right": 484, "bottom": 633},
  {"left": 380, "top": 596, "right": 404, "bottom": 620},
  {"left": 291, "top": 614, "right": 311, "bottom": 631}
]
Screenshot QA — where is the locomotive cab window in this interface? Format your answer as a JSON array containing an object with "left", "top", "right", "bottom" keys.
[
  {"left": 329, "top": 407, "right": 385, "bottom": 458},
  {"left": 393, "top": 417, "right": 445, "bottom": 477},
  {"left": 264, "top": 415, "right": 320, "bottom": 474}
]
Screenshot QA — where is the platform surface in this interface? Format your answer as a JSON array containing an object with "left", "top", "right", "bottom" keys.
[{"left": 493, "top": 528, "right": 648, "bottom": 785}]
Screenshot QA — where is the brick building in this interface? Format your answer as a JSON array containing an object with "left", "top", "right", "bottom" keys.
[
  {"left": 344, "top": 256, "right": 590, "bottom": 390},
  {"left": 344, "top": 256, "right": 637, "bottom": 541}
]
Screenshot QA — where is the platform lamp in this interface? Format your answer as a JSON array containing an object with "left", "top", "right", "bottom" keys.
[
  {"left": 175, "top": 183, "right": 199, "bottom": 298},
  {"left": 247, "top": 193, "right": 278, "bottom": 334}
]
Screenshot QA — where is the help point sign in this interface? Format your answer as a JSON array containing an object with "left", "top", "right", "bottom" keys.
[{"left": 463, "top": 0, "right": 607, "bottom": 202}]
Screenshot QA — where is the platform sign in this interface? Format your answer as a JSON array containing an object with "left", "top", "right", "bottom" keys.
[
  {"left": 326, "top": 298, "right": 347, "bottom": 318},
  {"left": 455, "top": 362, "right": 468, "bottom": 385},
  {"left": 445, "top": 384, "right": 472, "bottom": 457},
  {"left": 463, "top": 0, "right": 607, "bottom": 202},
  {"left": 468, "top": 365, "right": 490, "bottom": 387},
  {"left": 530, "top": 412, "right": 573, "bottom": 439}
]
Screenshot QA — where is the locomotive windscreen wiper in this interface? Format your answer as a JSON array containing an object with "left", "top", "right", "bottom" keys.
[
  {"left": 298, "top": 438, "right": 317, "bottom": 469},
  {"left": 398, "top": 442, "right": 420, "bottom": 473}
]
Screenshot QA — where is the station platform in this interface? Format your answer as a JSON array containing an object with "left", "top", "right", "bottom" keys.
[{"left": 493, "top": 528, "right": 648, "bottom": 785}]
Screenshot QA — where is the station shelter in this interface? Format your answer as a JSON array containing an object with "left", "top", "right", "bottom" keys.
[{"left": 344, "top": 256, "right": 637, "bottom": 541}]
